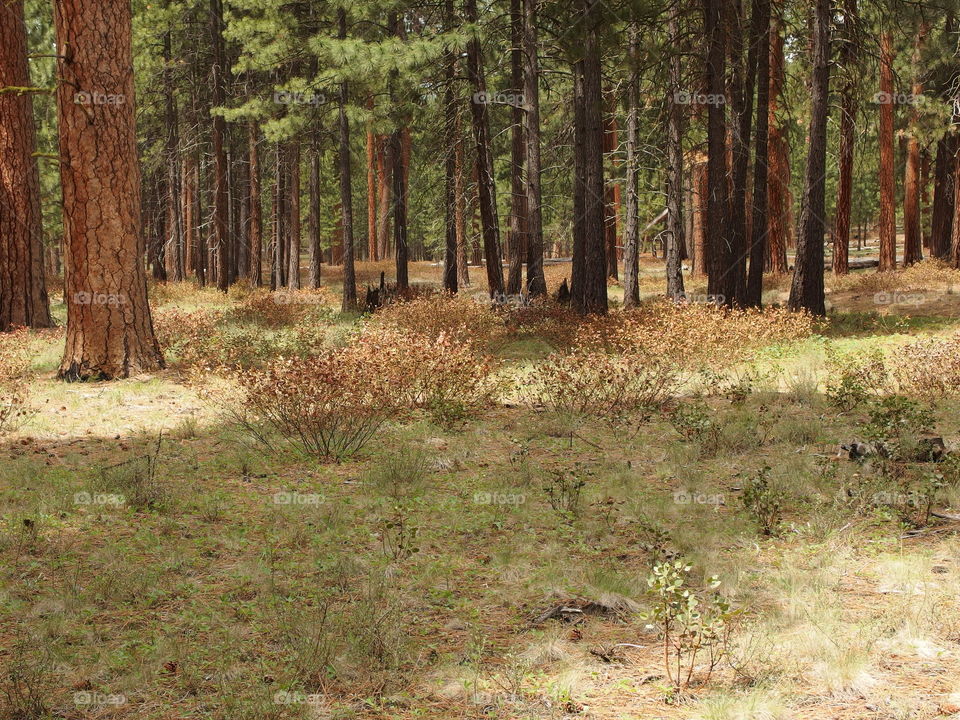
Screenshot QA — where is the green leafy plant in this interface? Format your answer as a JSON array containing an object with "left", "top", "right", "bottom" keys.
[
  {"left": 542, "top": 464, "right": 589, "bottom": 520},
  {"left": 643, "top": 561, "right": 739, "bottom": 691},
  {"left": 740, "top": 466, "right": 784, "bottom": 536}
]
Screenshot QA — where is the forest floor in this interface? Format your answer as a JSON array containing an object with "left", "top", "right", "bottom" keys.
[{"left": 4, "top": 257, "right": 960, "bottom": 720}]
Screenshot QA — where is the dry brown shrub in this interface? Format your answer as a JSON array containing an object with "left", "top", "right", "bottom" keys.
[
  {"left": 575, "top": 301, "right": 814, "bottom": 368},
  {"left": 371, "top": 292, "right": 508, "bottom": 351},
  {"left": 0, "top": 328, "right": 35, "bottom": 434},
  {"left": 228, "top": 287, "right": 335, "bottom": 327},
  {"left": 889, "top": 332, "right": 960, "bottom": 398},
  {"left": 828, "top": 259, "right": 960, "bottom": 295}
]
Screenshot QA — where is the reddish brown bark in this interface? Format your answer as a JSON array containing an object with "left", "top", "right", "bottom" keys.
[
  {"left": 366, "top": 104, "right": 377, "bottom": 261},
  {"left": 0, "top": 0, "right": 52, "bottom": 330},
  {"left": 375, "top": 134, "right": 392, "bottom": 260},
  {"left": 691, "top": 155, "right": 708, "bottom": 277},
  {"left": 54, "top": 0, "right": 163, "bottom": 378}
]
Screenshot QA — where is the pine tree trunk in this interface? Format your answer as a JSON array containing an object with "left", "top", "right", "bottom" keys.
[
  {"left": 665, "top": 11, "right": 685, "bottom": 301},
  {"left": 570, "top": 0, "right": 607, "bottom": 315},
  {"left": 248, "top": 122, "right": 262, "bottom": 286},
  {"left": 878, "top": 31, "right": 896, "bottom": 271},
  {"left": 443, "top": 0, "right": 458, "bottom": 293},
  {"left": 464, "top": 0, "right": 504, "bottom": 297},
  {"left": 505, "top": 0, "right": 525, "bottom": 297},
  {"left": 376, "top": 135, "right": 392, "bottom": 260},
  {"left": 209, "top": 0, "right": 229, "bottom": 291},
  {"left": 455, "top": 121, "right": 470, "bottom": 288},
  {"left": 308, "top": 144, "right": 321, "bottom": 288},
  {"left": 622, "top": 24, "right": 641, "bottom": 307},
  {"left": 522, "top": 0, "right": 546, "bottom": 297},
  {"left": 0, "top": 0, "right": 52, "bottom": 330},
  {"left": 745, "top": 0, "right": 772, "bottom": 305},
  {"left": 787, "top": 0, "right": 829, "bottom": 316},
  {"left": 366, "top": 100, "right": 377, "bottom": 262},
  {"left": 603, "top": 111, "right": 619, "bottom": 280},
  {"left": 287, "top": 142, "right": 301, "bottom": 289},
  {"left": 902, "top": 23, "right": 928, "bottom": 267},
  {"left": 832, "top": 0, "right": 856, "bottom": 276},
  {"left": 54, "top": 0, "right": 163, "bottom": 378},
  {"left": 162, "top": 21, "right": 184, "bottom": 282},
  {"left": 931, "top": 132, "right": 956, "bottom": 260},
  {"left": 691, "top": 156, "right": 708, "bottom": 277},
  {"left": 703, "top": 0, "right": 731, "bottom": 300},
  {"left": 767, "top": 9, "right": 790, "bottom": 274},
  {"left": 391, "top": 129, "right": 409, "bottom": 290},
  {"left": 338, "top": 11, "right": 357, "bottom": 310}
]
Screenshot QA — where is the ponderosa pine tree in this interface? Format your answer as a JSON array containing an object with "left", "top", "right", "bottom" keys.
[
  {"left": 622, "top": 23, "right": 641, "bottom": 308},
  {"left": 522, "top": 0, "right": 546, "bottom": 298},
  {"left": 745, "top": 0, "right": 772, "bottom": 305},
  {"left": 0, "top": 0, "right": 52, "bottom": 331},
  {"left": 54, "top": 0, "right": 164, "bottom": 379},
  {"left": 665, "top": 9, "right": 685, "bottom": 301},
  {"left": 788, "top": 0, "right": 830, "bottom": 316},
  {"left": 834, "top": 0, "right": 859, "bottom": 276},
  {"left": 464, "top": 0, "right": 504, "bottom": 298},
  {"left": 878, "top": 30, "right": 897, "bottom": 272}
]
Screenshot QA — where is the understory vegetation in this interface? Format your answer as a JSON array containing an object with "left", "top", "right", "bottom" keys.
[{"left": 4, "top": 262, "right": 960, "bottom": 719}]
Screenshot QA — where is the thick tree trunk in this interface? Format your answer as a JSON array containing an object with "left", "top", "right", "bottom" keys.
[
  {"left": 54, "top": 0, "right": 163, "bottom": 378},
  {"left": 878, "top": 31, "right": 896, "bottom": 271},
  {"left": 465, "top": 0, "right": 504, "bottom": 297},
  {"left": 931, "top": 132, "right": 957, "bottom": 260},
  {"left": 787, "top": 0, "right": 829, "bottom": 316},
  {"left": 665, "top": 11, "right": 685, "bottom": 301},
  {"left": 745, "top": 0, "right": 772, "bottom": 304},
  {"left": 523, "top": 0, "right": 547, "bottom": 297},
  {"left": 0, "top": 0, "right": 52, "bottom": 330},
  {"left": 570, "top": 0, "right": 607, "bottom": 315},
  {"left": 622, "top": 24, "right": 641, "bottom": 307},
  {"left": 308, "top": 145, "right": 321, "bottom": 288},
  {"left": 767, "top": 9, "right": 790, "bottom": 274},
  {"left": 952, "top": 139, "right": 960, "bottom": 267},
  {"left": 287, "top": 142, "right": 301, "bottom": 289},
  {"left": 704, "top": 0, "right": 731, "bottom": 301}
]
